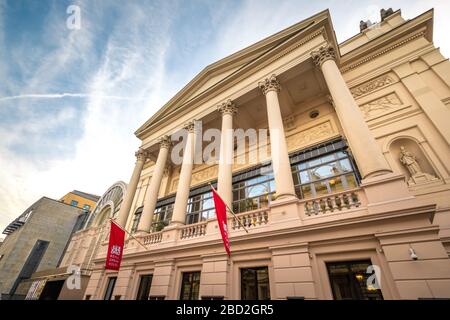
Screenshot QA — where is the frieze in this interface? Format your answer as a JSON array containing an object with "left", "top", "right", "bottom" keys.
[
  {"left": 359, "top": 92, "right": 402, "bottom": 119},
  {"left": 350, "top": 75, "right": 394, "bottom": 98},
  {"left": 286, "top": 121, "right": 335, "bottom": 151}
]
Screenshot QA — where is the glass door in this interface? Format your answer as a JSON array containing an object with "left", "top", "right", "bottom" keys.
[
  {"left": 240, "top": 267, "right": 270, "bottom": 300},
  {"left": 326, "top": 260, "right": 383, "bottom": 300}
]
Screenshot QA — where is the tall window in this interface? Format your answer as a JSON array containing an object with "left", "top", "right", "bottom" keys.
[
  {"left": 291, "top": 151, "right": 358, "bottom": 199},
  {"left": 241, "top": 267, "right": 270, "bottom": 300},
  {"left": 152, "top": 204, "right": 173, "bottom": 232},
  {"left": 232, "top": 173, "right": 275, "bottom": 214},
  {"left": 180, "top": 272, "right": 201, "bottom": 300},
  {"left": 186, "top": 192, "right": 215, "bottom": 224},
  {"left": 130, "top": 207, "right": 143, "bottom": 233},
  {"left": 326, "top": 260, "right": 383, "bottom": 300},
  {"left": 136, "top": 275, "right": 153, "bottom": 300},
  {"left": 104, "top": 277, "right": 117, "bottom": 300}
]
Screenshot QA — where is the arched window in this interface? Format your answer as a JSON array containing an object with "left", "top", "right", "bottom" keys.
[{"left": 131, "top": 207, "right": 143, "bottom": 234}]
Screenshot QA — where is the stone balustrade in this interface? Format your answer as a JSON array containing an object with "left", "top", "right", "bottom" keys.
[
  {"left": 143, "top": 231, "right": 163, "bottom": 244},
  {"left": 303, "top": 189, "right": 361, "bottom": 216},
  {"left": 230, "top": 209, "right": 269, "bottom": 230},
  {"left": 180, "top": 221, "right": 207, "bottom": 239}
]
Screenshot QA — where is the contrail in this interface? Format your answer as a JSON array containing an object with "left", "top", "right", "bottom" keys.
[{"left": 0, "top": 93, "right": 148, "bottom": 102}]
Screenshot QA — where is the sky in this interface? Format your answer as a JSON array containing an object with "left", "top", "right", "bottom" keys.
[{"left": 1, "top": 0, "right": 449, "bottom": 235}]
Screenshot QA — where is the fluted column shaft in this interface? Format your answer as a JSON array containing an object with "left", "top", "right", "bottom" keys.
[
  {"left": 259, "top": 75, "right": 296, "bottom": 199},
  {"left": 217, "top": 100, "right": 237, "bottom": 208},
  {"left": 138, "top": 136, "right": 171, "bottom": 232},
  {"left": 311, "top": 44, "right": 392, "bottom": 179},
  {"left": 116, "top": 149, "right": 147, "bottom": 228},
  {"left": 171, "top": 122, "right": 196, "bottom": 225}
]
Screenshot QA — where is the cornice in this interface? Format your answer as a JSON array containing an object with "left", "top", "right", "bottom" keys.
[
  {"left": 91, "top": 203, "right": 435, "bottom": 263},
  {"left": 339, "top": 9, "right": 433, "bottom": 73},
  {"left": 341, "top": 30, "right": 427, "bottom": 73}
]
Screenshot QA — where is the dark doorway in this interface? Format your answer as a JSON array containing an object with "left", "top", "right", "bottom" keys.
[
  {"left": 9, "top": 239, "right": 49, "bottom": 298},
  {"left": 103, "top": 277, "right": 117, "bottom": 300},
  {"left": 179, "top": 272, "right": 200, "bottom": 300},
  {"left": 39, "top": 280, "right": 65, "bottom": 300},
  {"left": 240, "top": 267, "right": 270, "bottom": 300},
  {"left": 136, "top": 274, "right": 153, "bottom": 300},
  {"left": 326, "top": 260, "right": 383, "bottom": 300}
]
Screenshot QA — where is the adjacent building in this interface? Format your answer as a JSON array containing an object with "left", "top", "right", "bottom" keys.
[
  {"left": 82, "top": 8, "right": 450, "bottom": 300},
  {"left": 22, "top": 182, "right": 127, "bottom": 300},
  {"left": 0, "top": 197, "right": 88, "bottom": 299},
  {"left": 60, "top": 190, "right": 100, "bottom": 213}
]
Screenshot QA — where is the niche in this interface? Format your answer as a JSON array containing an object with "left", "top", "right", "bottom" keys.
[{"left": 389, "top": 138, "right": 438, "bottom": 186}]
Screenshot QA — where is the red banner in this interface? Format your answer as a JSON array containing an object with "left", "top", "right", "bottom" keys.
[
  {"left": 211, "top": 186, "right": 231, "bottom": 256},
  {"left": 105, "top": 220, "right": 125, "bottom": 270}
]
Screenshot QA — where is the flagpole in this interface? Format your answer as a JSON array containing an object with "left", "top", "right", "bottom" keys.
[
  {"left": 209, "top": 183, "right": 249, "bottom": 233},
  {"left": 109, "top": 219, "right": 149, "bottom": 251}
]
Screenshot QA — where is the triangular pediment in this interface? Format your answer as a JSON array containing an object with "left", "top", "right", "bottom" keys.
[{"left": 136, "top": 9, "right": 335, "bottom": 138}]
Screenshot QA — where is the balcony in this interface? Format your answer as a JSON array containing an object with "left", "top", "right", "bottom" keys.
[
  {"left": 302, "top": 188, "right": 362, "bottom": 216},
  {"left": 102, "top": 188, "right": 368, "bottom": 260},
  {"left": 230, "top": 209, "right": 269, "bottom": 230}
]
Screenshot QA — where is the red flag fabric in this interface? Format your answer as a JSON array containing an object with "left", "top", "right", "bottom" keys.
[
  {"left": 211, "top": 186, "right": 231, "bottom": 256},
  {"left": 105, "top": 220, "right": 125, "bottom": 270}
]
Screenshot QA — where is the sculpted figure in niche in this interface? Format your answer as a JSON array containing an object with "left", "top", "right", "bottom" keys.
[
  {"left": 399, "top": 145, "right": 438, "bottom": 185},
  {"left": 399, "top": 146, "right": 422, "bottom": 176}
]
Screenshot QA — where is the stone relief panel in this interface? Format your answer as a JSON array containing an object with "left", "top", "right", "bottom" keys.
[
  {"left": 170, "top": 165, "right": 219, "bottom": 192},
  {"left": 192, "top": 165, "right": 218, "bottom": 185},
  {"left": 350, "top": 74, "right": 395, "bottom": 98},
  {"left": 359, "top": 92, "right": 403, "bottom": 119},
  {"left": 286, "top": 120, "right": 335, "bottom": 151}
]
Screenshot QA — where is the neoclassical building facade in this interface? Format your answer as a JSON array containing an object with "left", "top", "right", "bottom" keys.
[{"left": 84, "top": 9, "right": 450, "bottom": 300}]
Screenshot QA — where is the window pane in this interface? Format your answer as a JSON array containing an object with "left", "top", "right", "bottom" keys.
[
  {"left": 339, "top": 159, "right": 352, "bottom": 172},
  {"left": 299, "top": 170, "right": 310, "bottom": 183},
  {"left": 180, "top": 272, "right": 201, "bottom": 300},
  {"left": 301, "top": 184, "right": 314, "bottom": 198},
  {"left": 136, "top": 275, "right": 153, "bottom": 300},
  {"left": 292, "top": 150, "right": 358, "bottom": 199},
  {"left": 241, "top": 267, "right": 270, "bottom": 300},
  {"left": 247, "top": 184, "right": 267, "bottom": 197},
  {"left": 320, "top": 154, "right": 335, "bottom": 163},
  {"left": 314, "top": 180, "right": 330, "bottom": 196},
  {"left": 104, "top": 277, "right": 117, "bottom": 300},
  {"left": 327, "top": 261, "right": 383, "bottom": 300}
]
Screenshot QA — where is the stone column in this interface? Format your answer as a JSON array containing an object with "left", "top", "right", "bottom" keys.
[
  {"left": 116, "top": 148, "right": 148, "bottom": 228},
  {"left": 171, "top": 121, "right": 196, "bottom": 225},
  {"left": 217, "top": 100, "right": 237, "bottom": 208},
  {"left": 311, "top": 44, "right": 392, "bottom": 179},
  {"left": 137, "top": 136, "right": 171, "bottom": 233},
  {"left": 259, "top": 75, "right": 296, "bottom": 199}
]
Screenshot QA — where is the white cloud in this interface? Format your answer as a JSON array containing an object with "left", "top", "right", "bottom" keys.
[{"left": 0, "top": 1, "right": 175, "bottom": 232}]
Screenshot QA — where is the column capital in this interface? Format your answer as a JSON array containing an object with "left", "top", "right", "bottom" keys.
[
  {"left": 311, "top": 44, "right": 336, "bottom": 68},
  {"left": 217, "top": 99, "right": 237, "bottom": 116},
  {"left": 135, "top": 148, "right": 148, "bottom": 161},
  {"left": 159, "top": 135, "right": 172, "bottom": 149},
  {"left": 258, "top": 74, "right": 281, "bottom": 95},
  {"left": 183, "top": 120, "right": 196, "bottom": 133}
]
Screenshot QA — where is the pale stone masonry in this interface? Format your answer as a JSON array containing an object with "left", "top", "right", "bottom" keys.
[{"left": 72, "top": 9, "right": 450, "bottom": 300}]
